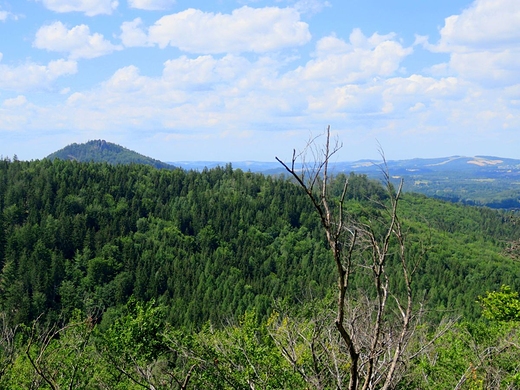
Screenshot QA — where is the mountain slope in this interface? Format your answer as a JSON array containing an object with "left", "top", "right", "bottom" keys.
[
  {"left": 47, "top": 140, "right": 174, "bottom": 169},
  {"left": 172, "top": 156, "right": 520, "bottom": 209},
  {"left": 1, "top": 158, "right": 519, "bottom": 327}
]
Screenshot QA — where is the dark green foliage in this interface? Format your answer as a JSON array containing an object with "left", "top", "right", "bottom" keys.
[
  {"left": 0, "top": 159, "right": 335, "bottom": 327},
  {"left": 0, "top": 158, "right": 519, "bottom": 329},
  {"left": 47, "top": 139, "right": 173, "bottom": 169}
]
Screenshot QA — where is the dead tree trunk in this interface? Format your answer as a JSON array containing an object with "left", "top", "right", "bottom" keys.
[{"left": 276, "top": 126, "right": 414, "bottom": 390}]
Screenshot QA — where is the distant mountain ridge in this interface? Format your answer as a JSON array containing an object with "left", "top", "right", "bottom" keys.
[
  {"left": 171, "top": 155, "right": 520, "bottom": 176},
  {"left": 46, "top": 141, "right": 520, "bottom": 208},
  {"left": 172, "top": 156, "right": 520, "bottom": 209},
  {"left": 47, "top": 140, "right": 173, "bottom": 169},
  {"left": 46, "top": 140, "right": 520, "bottom": 175},
  {"left": 335, "top": 155, "right": 520, "bottom": 176}
]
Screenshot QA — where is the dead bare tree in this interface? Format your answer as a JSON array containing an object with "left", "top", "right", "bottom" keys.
[
  {"left": 0, "top": 312, "right": 18, "bottom": 382},
  {"left": 268, "top": 300, "right": 350, "bottom": 389},
  {"left": 25, "top": 314, "right": 95, "bottom": 390},
  {"left": 275, "top": 126, "right": 417, "bottom": 390}
]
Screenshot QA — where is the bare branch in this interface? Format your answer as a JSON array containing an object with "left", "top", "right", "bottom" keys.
[{"left": 276, "top": 126, "right": 420, "bottom": 390}]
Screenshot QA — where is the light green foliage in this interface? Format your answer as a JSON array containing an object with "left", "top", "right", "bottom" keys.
[
  {"left": 479, "top": 285, "right": 520, "bottom": 322},
  {"left": 267, "top": 299, "right": 348, "bottom": 389},
  {"left": 102, "top": 298, "right": 167, "bottom": 363},
  {"left": 398, "top": 319, "right": 520, "bottom": 389},
  {"left": 3, "top": 310, "right": 98, "bottom": 389},
  {"left": 196, "top": 310, "right": 305, "bottom": 389},
  {"left": 404, "top": 285, "right": 520, "bottom": 390},
  {"left": 98, "top": 298, "right": 174, "bottom": 389}
]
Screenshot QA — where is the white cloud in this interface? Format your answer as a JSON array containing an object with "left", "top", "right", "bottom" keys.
[
  {"left": 376, "top": 75, "right": 469, "bottom": 123},
  {"left": 0, "top": 8, "right": 19, "bottom": 21},
  {"left": 3, "top": 95, "right": 27, "bottom": 107},
  {"left": 289, "top": 29, "right": 412, "bottom": 83},
  {"left": 436, "top": 0, "right": 520, "bottom": 52},
  {"left": 383, "top": 75, "right": 465, "bottom": 99},
  {"left": 409, "top": 102, "right": 425, "bottom": 112},
  {"left": 103, "top": 65, "right": 148, "bottom": 93},
  {"left": 161, "top": 55, "right": 253, "bottom": 89},
  {"left": 66, "top": 92, "right": 87, "bottom": 105},
  {"left": 0, "top": 107, "right": 33, "bottom": 131},
  {"left": 34, "top": 21, "right": 122, "bottom": 59},
  {"left": 120, "top": 18, "right": 150, "bottom": 47},
  {"left": 6, "top": 19, "right": 520, "bottom": 161},
  {"left": 38, "top": 0, "right": 118, "bottom": 16},
  {"left": 448, "top": 50, "right": 520, "bottom": 86},
  {"left": 128, "top": 0, "right": 175, "bottom": 11},
  {"left": 134, "top": 6, "right": 311, "bottom": 53},
  {"left": 49, "top": 54, "right": 294, "bottom": 132},
  {"left": 0, "top": 59, "right": 77, "bottom": 92},
  {"left": 426, "top": 0, "right": 520, "bottom": 86},
  {"left": 0, "top": 36, "right": 426, "bottom": 138},
  {"left": 1, "top": 46, "right": 415, "bottom": 139}
]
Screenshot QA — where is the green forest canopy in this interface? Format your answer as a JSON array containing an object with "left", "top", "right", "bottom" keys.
[
  {"left": 1, "top": 157, "right": 520, "bottom": 388},
  {"left": 1, "top": 157, "right": 520, "bottom": 325}
]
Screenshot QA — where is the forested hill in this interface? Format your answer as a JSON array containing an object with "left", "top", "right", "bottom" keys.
[
  {"left": 46, "top": 139, "right": 173, "bottom": 169},
  {"left": 2, "top": 158, "right": 520, "bottom": 387},
  {"left": 1, "top": 157, "right": 520, "bottom": 328}
]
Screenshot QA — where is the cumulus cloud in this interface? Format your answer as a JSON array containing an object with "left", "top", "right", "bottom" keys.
[
  {"left": 0, "top": 59, "right": 77, "bottom": 92},
  {"left": 120, "top": 18, "right": 150, "bottom": 47},
  {"left": 56, "top": 53, "right": 295, "bottom": 133},
  {"left": 448, "top": 50, "right": 520, "bottom": 86},
  {"left": 34, "top": 21, "right": 122, "bottom": 59},
  {"left": 4, "top": 34, "right": 429, "bottom": 137},
  {"left": 161, "top": 55, "right": 254, "bottom": 89},
  {"left": 121, "top": 6, "right": 311, "bottom": 53},
  {"left": 102, "top": 65, "right": 148, "bottom": 93},
  {"left": 426, "top": 0, "right": 520, "bottom": 86},
  {"left": 38, "top": 0, "right": 118, "bottom": 16},
  {"left": 6, "top": 1, "right": 520, "bottom": 162},
  {"left": 27, "top": 46, "right": 431, "bottom": 137},
  {"left": 435, "top": 0, "right": 520, "bottom": 52},
  {"left": 289, "top": 29, "right": 412, "bottom": 83},
  {"left": 4, "top": 43, "right": 520, "bottom": 161},
  {"left": 128, "top": 0, "right": 175, "bottom": 11}
]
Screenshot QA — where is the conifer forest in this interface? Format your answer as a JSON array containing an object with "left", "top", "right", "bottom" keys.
[{"left": 1, "top": 149, "right": 520, "bottom": 389}]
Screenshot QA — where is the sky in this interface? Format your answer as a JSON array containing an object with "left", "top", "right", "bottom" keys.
[{"left": 0, "top": 0, "right": 519, "bottom": 163}]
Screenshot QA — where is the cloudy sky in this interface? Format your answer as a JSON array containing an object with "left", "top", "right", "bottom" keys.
[{"left": 0, "top": 0, "right": 519, "bottom": 162}]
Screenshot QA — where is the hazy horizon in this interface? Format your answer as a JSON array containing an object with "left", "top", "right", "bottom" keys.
[{"left": 22, "top": 139, "right": 520, "bottom": 165}]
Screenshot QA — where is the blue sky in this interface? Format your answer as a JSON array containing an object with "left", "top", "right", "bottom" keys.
[{"left": 1, "top": 0, "right": 519, "bottom": 162}]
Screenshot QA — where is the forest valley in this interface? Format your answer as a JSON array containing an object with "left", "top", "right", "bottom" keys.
[{"left": 1, "top": 136, "right": 520, "bottom": 388}]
